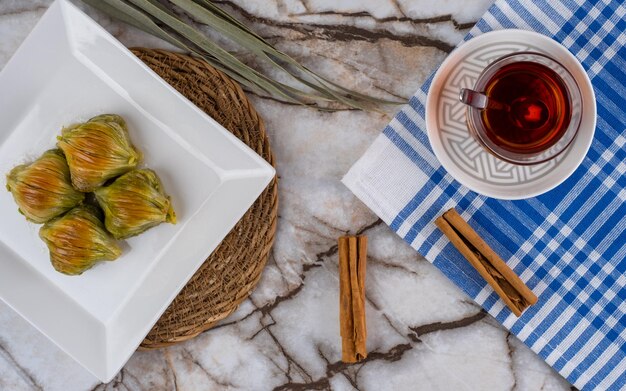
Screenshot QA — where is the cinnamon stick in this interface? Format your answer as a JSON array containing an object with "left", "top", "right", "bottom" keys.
[
  {"left": 435, "top": 208, "right": 537, "bottom": 316},
  {"left": 338, "top": 235, "right": 368, "bottom": 362}
]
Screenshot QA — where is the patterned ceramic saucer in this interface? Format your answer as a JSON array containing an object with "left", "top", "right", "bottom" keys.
[{"left": 425, "top": 29, "right": 595, "bottom": 200}]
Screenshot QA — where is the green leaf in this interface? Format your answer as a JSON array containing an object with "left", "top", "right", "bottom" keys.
[
  {"left": 81, "top": 0, "right": 407, "bottom": 110},
  {"left": 172, "top": 0, "right": 400, "bottom": 108},
  {"left": 130, "top": 0, "right": 336, "bottom": 103}
]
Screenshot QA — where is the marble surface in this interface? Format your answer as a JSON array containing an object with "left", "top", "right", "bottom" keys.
[{"left": 0, "top": 1, "right": 573, "bottom": 390}]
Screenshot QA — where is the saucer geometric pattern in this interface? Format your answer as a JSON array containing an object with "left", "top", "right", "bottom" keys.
[
  {"left": 426, "top": 30, "right": 595, "bottom": 199},
  {"left": 437, "top": 42, "right": 568, "bottom": 184}
]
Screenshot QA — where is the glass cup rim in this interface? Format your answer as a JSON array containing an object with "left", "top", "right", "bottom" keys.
[{"left": 466, "top": 51, "right": 583, "bottom": 165}]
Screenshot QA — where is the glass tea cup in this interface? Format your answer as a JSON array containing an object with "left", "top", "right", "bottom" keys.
[{"left": 459, "top": 52, "right": 582, "bottom": 165}]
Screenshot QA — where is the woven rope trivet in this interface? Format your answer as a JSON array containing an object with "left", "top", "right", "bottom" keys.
[{"left": 131, "top": 48, "right": 278, "bottom": 349}]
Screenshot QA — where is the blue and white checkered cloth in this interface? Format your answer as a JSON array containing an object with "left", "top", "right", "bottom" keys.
[{"left": 343, "top": 1, "right": 626, "bottom": 389}]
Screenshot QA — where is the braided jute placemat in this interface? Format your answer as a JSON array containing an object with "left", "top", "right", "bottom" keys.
[{"left": 131, "top": 48, "right": 278, "bottom": 349}]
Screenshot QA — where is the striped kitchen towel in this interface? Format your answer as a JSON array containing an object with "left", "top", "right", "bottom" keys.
[{"left": 343, "top": 0, "right": 626, "bottom": 390}]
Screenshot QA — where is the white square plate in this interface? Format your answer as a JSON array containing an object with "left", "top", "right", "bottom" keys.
[{"left": 0, "top": 0, "right": 274, "bottom": 382}]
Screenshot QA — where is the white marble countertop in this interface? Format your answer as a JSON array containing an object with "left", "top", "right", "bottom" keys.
[{"left": 0, "top": 1, "right": 573, "bottom": 390}]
